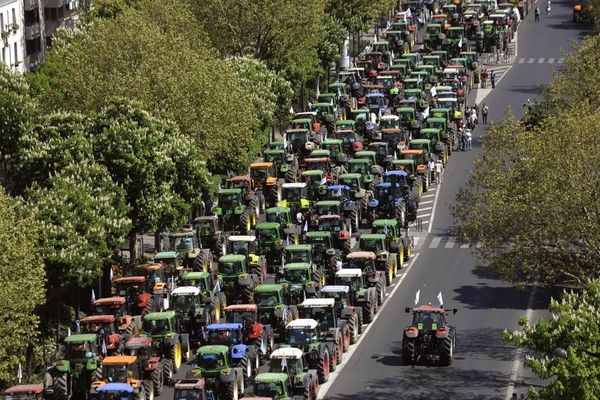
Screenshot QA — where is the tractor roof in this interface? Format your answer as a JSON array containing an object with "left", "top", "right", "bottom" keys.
[
  {"left": 310, "top": 149, "right": 330, "bottom": 157},
  {"left": 93, "top": 296, "right": 126, "bottom": 306},
  {"left": 219, "top": 254, "right": 246, "bottom": 263},
  {"left": 124, "top": 337, "right": 152, "bottom": 349},
  {"left": 169, "top": 229, "right": 195, "bottom": 238},
  {"left": 81, "top": 315, "right": 116, "bottom": 323},
  {"left": 305, "top": 231, "right": 331, "bottom": 238},
  {"left": 317, "top": 200, "right": 341, "bottom": 206},
  {"left": 181, "top": 271, "right": 210, "bottom": 280},
  {"left": 227, "top": 175, "right": 251, "bottom": 183},
  {"left": 174, "top": 379, "right": 206, "bottom": 390},
  {"left": 300, "top": 298, "right": 335, "bottom": 308},
  {"left": 339, "top": 173, "right": 362, "bottom": 179},
  {"left": 397, "top": 107, "right": 416, "bottom": 114},
  {"left": 302, "top": 169, "right": 324, "bottom": 177},
  {"left": 254, "top": 373, "right": 288, "bottom": 384},
  {"left": 319, "top": 214, "right": 342, "bottom": 220},
  {"left": 266, "top": 207, "right": 290, "bottom": 215},
  {"left": 197, "top": 345, "right": 229, "bottom": 355},
  {"left": 171, "top": 286, "right": 201, "bottom": 296},
  {"left": 285, "top": 244, "right": 312, "bottom": 251},
  {"left": 413, "top": 304, "right": 445, "bottom": 313},
  {"left": 286, "top": 319, "right": 318, "bottom": 329},
  {"left": 250, "top": 162, "right": 273, "bottom": 168},
  {"left": 366, "top": 93, "right": 385, "bottom": 98},
  {"left": 360, "top": 233, "right": 387, "bottom": 240},
  {"left": 384, "top": 170, "right": 408, "bottom": 177},
  {"left": 206, "top": 323, "right": 243, "bottom": 331},
  {"left": 264, "top": 149, "right": 285, "bottom": 155},
  {"left": 134, "top": 261, "right": 164, "bottom": 270},
  {"left": 96, "top": 383, "right": 134, "bottom": 394},
  {"left": 410, "top": 139, "right": 431, "bottom": 145},
  {"left": 143, "top": 310, "right": 175, "bottom": 321},
  {"left": 270, "top": 347, "right": 303, "bottom": 360},
  {"left": 437, "top": 97, "right": 457, "bottom": 103},
  {"left": 282, "top": 182, "right": 307, "bottom": 189},
  {"left": 218, "top": 188, "right": 242, "bottom": 195},
  {"left": 346, "top": 251, "right": 376, "bottom": 260},
  {"left": 327, "top": 185, "right": 350, "bottom": 191},
  {"left": 295, "top": 111, "right": 317, "bottom": 117},
  {"left": 420, "top": 128, "right": 441, "bottom": 134},
  {"left": 255, "top": 284, "right": 283, "bottom": 293},
  {"left": 224, "top": 304, "right": 257, "bottom": 312},
  {"left": 321, "top": 285, "right": 350, "bottom": 294},
  {"left": 322, "top": 139, "right": 342, "bottom": 145},
  {"left": 372, "top": 219, "right": 398, "bottom": 227},
  {"left": 64, "top": 333, "right": 97, "bottom": 343},
  {"left": 347, "top": 158, "right": 370, "bottom": 164},
  {"left": 102, "top": 355, "right": 137, "bottom": 366},
  {"left": 291, "top": 118, "right": 313, "bottom": 124},
  {"left": 4, "top": 384, "right": 44, "bottom": 395},
  {"left": 305, "top": 157, "right": 330, "bottom": 163},
  {"left": 256, "top": 222, "right": 281, "bottom": 230},
  {"left": 286, "top": 128, "right": 309, "bottom": 134},
  {"left": 336, "top": 269, "right": 363, "bottom": 278},
  {"left": 283, "top": 262, "right": 312, "bottom": 270},
  {"left": 401, "top": 149, "right": 424, "bottom": 155},
  {"left": 227, "top": 235, "right": 256, "bottom": 242}
]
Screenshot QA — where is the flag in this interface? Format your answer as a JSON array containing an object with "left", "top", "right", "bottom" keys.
[
  {"left": 458, "top": 38, "right": 463, "bottom": 48},
  {"left": 17, "top": 362, "right": 22, "bottom": 384},
  {"left": 437, "top": 291, "right": 444, "bottom": 306},
  {"left": 281, "top": 356, "right": 288, "bottom": 371},
  {"left": 320, "top": 177, "right": 327, "bottom": 186},
  {"left": 337, "top": 87, "right": 341, "bottom": 98},
  {"left": 303, "top": 221, "right": 308, "bottom": 232},
  {"left": 286, "top": 234, "right": 290, "bottom": 246},
  {"left": 76, "top": 320, "right": 81, "bottom": 333},
  {"left": 394, "top": 150, "right": 398, "bottom": 160},
  {"left": 260, "top": 336, "right": 267, "bottom": 355},
  {"left": 307, "top": 101, "right": 313, "bottom": 110},
  {"left": 414, "top": 289, "right": 420, "bottom": 306},
  {"left": 289, "top": 106, "right": 295, "bottom": 114},
  {"left": 91, "top": 289, "right": 96, "bottom": 303},
  {"left": 109, "top": 266, "right": 113, "bottom": 281},
  {"left": 101, "top": 340, "right": 107, "bottom": 356},
  {"left": 316, "top": 86, "right": 320, "bottom": 99},
  {"left": 67, "top": 327, "right": 71, "bottom": 337},
  {"left": 213, "top": 280, "right": 221, "bottom": 293},
  {"left": 406, "top": 8, "right": 412, "bottom": 18},
  {"left": 386, "top": 20, "right": 392, "bottom": 30}
]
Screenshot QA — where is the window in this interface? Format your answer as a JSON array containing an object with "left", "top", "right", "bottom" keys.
[
  {"left": 1, "top": 13, "right": 4, "bottom": 32},
  {"left": 1, "top": 47, "right": 5, "bottom": 63},
  {"left": 14, "top": 42, "right": 18, "bottom": 63},
  {"left": 12, "top": 8, "right": 16, "bottom": 25}
]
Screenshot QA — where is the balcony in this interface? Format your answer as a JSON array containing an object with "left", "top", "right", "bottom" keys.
[
  {"left": 45, "top": 0, "right": 68, "bottom": 8},
  {"left": 27, "top": 52, "right": 43, "bottom": 70},
  {"left": 25, "top": 23, "right": 40, "bottom": 40},
  {"left": 24, "top": 0, "right": 39, "bottom": 11}
]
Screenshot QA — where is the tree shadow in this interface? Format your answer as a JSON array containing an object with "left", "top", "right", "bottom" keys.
[{"left": 454, "top": 284, "right": 550, "bottom": 310}]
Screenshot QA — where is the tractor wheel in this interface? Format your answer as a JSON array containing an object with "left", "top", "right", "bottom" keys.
[
  {"left": 335, "top": 336, "right": 344, "bottom": 364},
  {"left": 355, "top": 308, "right": 364, "bottom": 334},
  {"left": 403, "top": 339, "right": 416, "bottom": 365},
  {"left": 162, "top": 359, "right": 173, "bottom": 384},
  {"left": 312, "top": 269, "right": 324, "bottom": 291},
  {"left": 367, "top": 208, "right": 377, "bottom": 228},
  {"left": 123, "top": 319, "right": 134, "bottom": 335},
  {"left": 151, "top": 360, "right": 164, "bottom": 395},
  {"left": 217, "top": 292, "right": 227, "bottom": 319},
  {"left": 404, "top": 239, "right": 412, "bottom": 260},
  {"left": 303, "top": 374, "right": 317, "bottom": 400},
  {"left": 329, "top": 345, "right": 339, "bottom": 371},
  {"left": 143, "top": 380, "right": 155, "bottom": 400},
  {"left": 240, "top": 211, "right": 252, "bottom": 234},
  {"left": 422, "top": 173, "right": 429, "bottom": 193},
  {"left": 377, "top": 277, "right": 386, "bottom": 306},
  {"left": 316, "top": 347, "right": 330, "bottom": 383},
  {"left": 286, "top": 165, "right": 298, "bottom": 183},
  {"left": 258, "top": 192, "right": 266, "bottom": 213},
  {"left": 182, "top": 338, "right": 191, "bottom": 362},
  {"left": 142, "top": 300, "right": 153, "bottom": 317},
  {"left": 440, "top": 335, "right": 454, "bottom": 366},
  {"left": 215, "top": 235, "right": 225, "bottom": 259},
  {"left": 341, "top": 324, "right": 351, "bottom": 352},
  {"left": 342, "top": 239, "right": 352, "bottom": 255},
  {"left": 170, "top": 341, "right": 182, "bottom": 372},
  {"left": 395, "top": 205, "right": 405, "bottom": 229},
  {"left": 270, "top": 183, "right": 279, "bottom": 206},
  {"left": 91, "top": 366, "right": 103, "bottom": 383},
  {"left": 350, "top": 208, "right": 360, "bottom": 233},
  {"left": 241, "top": 283, "right": 254, "bottom": 304},
  {"left": 226, "top": 374, "right": 239, "bottom": 400},
  {"left": 386, "top": 258, "right": 394, "bottom": 286},
  {"left": 53, "top": 372, "right": 68, "bottom": 400},
  {"left": 238, "top": 353, "right": 250, "bottom": 383},
  {"left": 134, "top": 384, "right": 146, "bottom": 400},
  {"left": 348, "top": 314, "right": 359, "bottom": 344},
  {"left": 363, "top": 296, "right": 376, "bottom": 323},
  {"left": 249, "top": 197, "right": 260, "bottom": 218},
  {"left": 329, "top": 253, "right": 341, "bottom": 280}
]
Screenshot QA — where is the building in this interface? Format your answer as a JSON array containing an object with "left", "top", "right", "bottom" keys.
[{"left": 0, "top": 0, "right": 26, "bottom": 73}]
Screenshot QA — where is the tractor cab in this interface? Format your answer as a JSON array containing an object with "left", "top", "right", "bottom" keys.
[
  {"left": 250, "top": 162, "right": 277, "bottom": 191},
  {"left": 285, "top": 128, "right": 312, "bottom": 157},
  {"left": 278, "top": 183, "right": 310, "bottom": 213},
  {"left": 79, "top": 315, "right": 121, "bottom": 354},
  {"left": 335, "top": 269, "right": 365, "bottom": 294},
  {"left": 344, "top": 252, "right": 377, "bottom": 275},
  {"left": 95, "top": 383, "right": 136, "bottom": 400},
  {"left": 379, "top": 115, "right": 400, "bottom": 130},
  {"left": 365, "top": 93, "right": 387, "bottom": 115},
  {"left": 204, "top": 323, "right": 245, "bottom": 347}
]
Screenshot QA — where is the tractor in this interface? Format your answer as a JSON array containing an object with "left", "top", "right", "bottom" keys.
[
  {"left": 216, "top": 254, "right": 260, "bottom": 304},
  {"left": 173, "top": 379, "right": 209, "bottom": 400},
  {"left": 187, "top": 345, "right": 245, "bottom": 400},
  {"left": 358, "top": 234, "right": 401, "bottom": 285},
  {"left": 43, "top": 334, "right": 102, "bottom": 400},
  {"left": 262, "top": 348, "right": 320, "bottom": 399},
  {"left": 213, "top": 188, "right": 256, "bottom": 234},
  {"left": 322, "top": 186, "right": 363, "bottom": 232},
  {"left": 112, "top": 276, "right": 155, "bottom": 317},
  {"left": 279, "top": 262, "right": 322, "bottom": 299},
  {"left": 263, "top": 148, "right": 300, "bottom": 184},
  {"left": 346, "top": 157, "right": 381, "bottom": 192},
  {"left": 334, "top": 269, "right": 381, "bottom": 323},
  {"left": 285, "top": 128, "right": 315, "bottom": 160},
  {"left": 122, "top": 337, "right": 169, "bottom": 391},
  {"left": 371, "top": 218, "right": 412, "bottom": 263},
  {"left": 337, "top": 173, "right": 375, "bottom": 224},
  {"left": 192, "top": 215, "right": 226, "bottom": 260},
  {"left": 171, "top": 286, "right": 216, "bottom": 344},
  {"left": 4, "top": 384, "right": 44, "bottom": 400},
  {"left": 119, "top": 262, "right": 173, "bottom": 314},
  {"left": 402, "top": 302, "right": 457, "bottom": 366},
  {"left": 179, "top": 271, "right": 227, "bottom": 322},
  {"left": 163, "top": 229, "right": 213, "bottom": 273},
  {"left": 254, "top": 284, "right": 299, "bottom": 338},
  {"left": 315, "top": 215, "right": 353, "bottom": 255},
  {"left": 256, "top": 222, "right": 290, "bottom": 271},
  {"left": 278, "top": 183, "right": 311, "bottom": 216},
  {"left": 367, "top": 181, "right": 407, "bottom": 228},
  {"left": 283, "top": 244, "right": 325, "bottom": 289},
  {"left": 424, "top": 24, "right": 445, "bottom": 51},
  {"left": 89, "top": 355, "right": 154, "bottom": 400},
  {"left": 249, "top": 161, "right": 280, "bottom": 208},
  {"left": 79, "top": 315, "right": 124, "bottom": 356},
  {"left": 303, "top": 231, "right": 343, "bottom": 284},
  {"left": 225, "top": 175, "right": 264, "bottom": 216},
  {"left": 343, "top": 252, "right": 387, "bottom": 296},
  {"left": 319, "top": 286, "right": 364, "bottom": 342},
  {"left": 142, "top": 311, "right": 190, "bottom": 375},
  {"left": 224, "top": 304, "right": 275, "bottom": 362},
  {"left": 400, "top": 149, "right": 433, "bottom": 192},
  {"left": 299, "top": 298, "right": 354, "bottom": 353},
  {"left": 265, "top": 207, "right": 302, "bottom": 243},
  {"left": 225, "top": 235, "right": 267, "bottom": 282},
  {"left": 91, "top": 296, "right": 136, "bottom": 334}
]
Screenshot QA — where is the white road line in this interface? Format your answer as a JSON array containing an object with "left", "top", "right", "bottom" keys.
[
  {"left": 444, "top": 237, "right": 456, "bottom": 248},
  {"left": 460, "top": 243, "right": 470, "bottom": 249},
  {"left": 558, "top": 57, "right": 564, "bottom": 64},
  {"left": 317, "top": 253, "right": 421, "bottom": 399},
  {"left": 548, "top": 57, "right": 555, "bottom": 64},
  {"left": 538, "top": 58, "right": 544, "bottom": 63},
  {"left": 418, "top": 206, "right": 432, "bottom": 211},
  {"left": 421, "top": 193, "right": 435, "bottom": 198},
  {"left": 420, "top": 200, "right": 433, "bottom": 205},
  {"left": 505, "top": 286, "right": 537, "bottom": 400},
  {"left": 427, "top": 175, "right": 442, "bottom": 234},
  {"left": 528, "top": 58, "right": 535, "bottom": 63},
  {"left": 413, "top": 237, "right": 420, "bottom": 246},
  {"left": 421, "top": 220, "right": 429, "bottom": 225},
  {"left": 418, "top": 213, "right": 431, "bottom": 218},
  {"left": 518, "top": 58, "right": 525, "bottom": 63},
  {"left": 429, "top": 237, "right": 442, "bottom": 248}
]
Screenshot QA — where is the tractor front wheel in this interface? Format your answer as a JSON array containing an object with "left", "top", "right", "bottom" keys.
[
  {"left": 170, "top": 341, "right": 182, "bottom": 372},
  {"left": 151, "top": 360, "right": 164, "bottom": 395},
  {"left": 317, "top": 347, "right": 330, "bottom": 383},
  {"left": 403, "top": 339, "right": 416, "bottom": 365},
  {"left": 162, "top": 359, "right": 173, "bottom": 384}
]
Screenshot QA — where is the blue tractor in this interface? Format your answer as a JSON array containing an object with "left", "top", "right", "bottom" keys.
[
  {"left": 324, "top": 185, "right": 363, "bottom": 231},
  {"left": 381, "top": 170, "right": 419, "bottom": 224}
]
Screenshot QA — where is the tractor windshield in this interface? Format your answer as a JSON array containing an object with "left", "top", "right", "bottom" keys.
[
  {"left": 284, "top": 188, "right": 304, "bottom": 202},
  {"left": 287, "top": 131, "right": 307, "bottom": 144},
  {"left": 367, "top": 96, "right": 384, "bottom": 107},
  {"left": 226, "top": 310, "right": 256, "bottom": 325},
  {"left": 174, "top": 389, "right": 204, "bottom": 400},
  {"left": 103, "top": 364, "right": 136, "bottom": 383},
  {"left": 361, "top": 239, "right": 385, "bottom": 253},
  {"left": 340, "top": 178, "right": 360, "bottom": 191},
  {"left": 345, "top": 258, "right": 374, "bottom": 272},
  {"left": 172, "top": 294, "right": 194, "bottom": 312},
  {"left": 286, "top": 250, "right": 310, "bottom": 263},
  {"left": 255, "top": 291, "right": 280, "bottom": 307},
  {"left": 284, "top": 268, "right": 310, "bottom": 283},
  {"left": 413, "top": 311, "right": 445, "bottom": 330},
  {"left": 207, "top": 329, "right": 242, "bottom": 346},
  {"left": 380, "top": 119, "right": 398, "bottom": 130},
  {"left": 427, "top": 25, "right": 440, "bottom": 34},
  {"left": 255, "top": 382, "right": 284, "bottom": 399},
  {"left": 318, "top": 219, "right": 342, "bottom": 233},
  {"left": 287, "top": 328, "right": 317, "bottom": 346},
  {"left": 251, "top": 167, "right": 270, "bottom": 181},
  {"left": 348, "top": 163, "right": 369, "bottom": 175},
  {"left": 231, "top": 241, "right": 257, "bottom": 256},
  {"left": 302, "top": 307, "right": 335, "bottom": 330},
  {"left": 337, "top": 276, "right": 362, "bottom": 293},
  {"left": 97, "top": 392, "right": 133, "bottom": 400},
  {"left": 174, "top": 236, "right": 194, "bottom": 251},
  {"left": 195, "top": 221, "right": 214, "bottom": 237},
  {"left": 197, "top": 353, "right": 225, "bottom": 370},
  {"left": 65, "top": 341, "right": 95, "bottom": 360},
  {"left": 257, "top": 229, "right": 278, "bottom": 241},
  {"left": 219, "top": 193, "right": 240, "bottom": 208},
  {"left": 143, "top": 318, "right": 169, "bottom": 335},
  {"left": 219, "top": 261, "right": 241, "bottom": 276}
]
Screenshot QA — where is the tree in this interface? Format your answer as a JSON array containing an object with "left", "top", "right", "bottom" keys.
[
  {"left": 34, "top": 0, "right": 259, "bottom": 174},
  {"left": 326, "top": 0, "right": 396, "bottom": 36},
  {"left": 504, "top": 279, "right": 600, "bottom": 399},
  {"left": 317, "top": 18, "right": 346, "bottom": 71},
  {"left": 452, "top": 106, "right": 600, "bottom": 286},
  {"left": 0, "top": 188, "right": 46, "bottom": 383}
]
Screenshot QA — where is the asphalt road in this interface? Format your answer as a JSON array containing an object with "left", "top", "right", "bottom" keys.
[{"left": 319, "top": 2, "right": 590, "bottom": 400}]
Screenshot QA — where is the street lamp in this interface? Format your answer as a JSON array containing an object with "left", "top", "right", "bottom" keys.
[{"left": 554, "top": 347, "right": 600, "bottom": 359}]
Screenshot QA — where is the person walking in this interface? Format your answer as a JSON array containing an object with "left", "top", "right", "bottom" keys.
[
  {"left": 465, "top": 129, "right": 472, "bottom": 150},
  {"left": 546, "top": 0, "right": 551, "bottom": 14},
  {"left": 435, "top": 159, "right": 444, "bottom": 183},
  {"left": 535, "top": 6, "right": 540, "bottom": 21},
  {"left": 490, "top": 70, "right": 497, "bottom": 89},
  {"left": 473, "top": 103, "right": 479, "bottom": 120},
  {"left": 481, "top": 69, "right": 489, "bottom": 88},
  {"left": 482, "top": 103, "right": 489, "bottom": 124}
]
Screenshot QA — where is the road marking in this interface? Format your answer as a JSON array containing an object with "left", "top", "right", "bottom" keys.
[
  {"left": 317, "top": 253, "right": 421, "bottom": 399},
  {"left": 418, "top": 206, "right": 432, "bottom": 211},
  {"left": 427, "top": 175, "right": 442, "bottom": 234},
  {"left": 505, "top": 286, "right": 537, "bottom": 400},
  {"left": 429, "top": 237, "right": 442, "bottom": 248},
  {"left": 418, "top": 213, "right": 431, "bottom": 218},
  {"left": 420, "top": 200, "right": 433, "bottom": 205},
  {"left": 421, "top": 193, "right": 435, "bottom": 198},
  {"left": 444, "top": 237, "right": 455, "bottom": 248},
  {"left": 528, "top": 58, "right": 535, "bottom": 63},
  {"left": 558, "top": 57, "right": 564, "bottom": 64},
  {"left": 548, "top": 57, "right": 555, "bottom": 64},
  {"left": 518, "top": 58, "right": 525, "bottom": 63},
  {"left": 460, "top": 243, "right": 470, "bottom": 249},
  {"left": 538, "top": 58, "right": 544, "bottom": 63}
]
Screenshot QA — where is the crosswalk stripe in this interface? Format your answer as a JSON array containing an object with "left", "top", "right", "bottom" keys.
[
  {"left": 419, "top": 213, "right": 431, "bottom": 218},
  {"left": 558, "top": 58, "right": 564, "bottom": 64},
  {"left": 430, "top": 237, "right": 442, "bottom": 248},
  {"left": 420, "top": 200, "right": 433, "bottom": 205},
  {"left": 421, "top": 220, "right": 429, "bottom": 224},
  {"left": 444, "top": 237, "right": 455, "bottom": 248},
  {"left": 421, "top": 193, "right": 435, "bottom": 198},
  {"left": 548, "top": 57, "right": 555, "bottom": 64},
  {"left": 538, "top": 58, "right": 545, "bottom": 63},
  {"left": 518, "top": 58, "right": 525, "bottom": 63},
  {"left": 413, "top": 237, "right": 420, "bottom": 246},
  {"left": 418, "top": 206, "right": 432, "bottom": 211},
  {"left": 528, "top": 58, "right": 535, "bottom": 63},
  {"left": 460, "top": 243, "right": 470, "bottom": 249}
]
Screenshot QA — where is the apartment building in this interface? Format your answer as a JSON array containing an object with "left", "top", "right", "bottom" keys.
[{"left": 0, "top": 0, "right": 26, "bottom": 72}]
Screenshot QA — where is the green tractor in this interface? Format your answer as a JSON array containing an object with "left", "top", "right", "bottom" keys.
[
  {"left": 304, "top": 231, "right": 343, "bottom": 284},
  {"left": 419, "top": 127, "right": 449, "bottom": 165},
  {"left": 44, "top": 334, "right": 102, "bottom": 400},
  {"left": 371, "top": 219, "right": 412, "bottom": 262},
  {"left": 142, "top": 311, "right": 190, "bottom": 374},
  {"left": 299, "top": 298, "right": 354, "bottom": 355},
  {"left": 192, "top": 215, "right": 226, "bottom": 260},
  {"left": 216, "top": 254, "right": 260, "bottom": 304},
  {"left": 334, "top": 269, "right": 380, "bottom": 324},
  {"left": 337, "top": 173, "right": 375, "bottom": 224},
  {"left": 315, "top": 215, "right": 353, "bottom": 255},
  {"left": 180, "top": 271, "right": 228, "bottom": 321},
  {"left": 358, "top": 233, "right": 401, "bottom": 285},
  {"left": 283, "top": 244, "right": 325, "bottom": 288},
  {"left": 424, "top": 23, "right": 445, "bottom": 51},
  {"left": 164, "top": 229, "right": 213, "bottom": 273},
  {"left": 255, "top": 284, "right": 299, "bottom": 338},
  {"left": 171, "top": 286, "right": 217, "bottom": 344},
  {"left": 277, "top": 183, "right": 311, "bottom": 216},
  {"left": 346, "top": 157, "right": 382, "bottom": 191},
  {"left": 343, "top": 252, "right": 387, "bottom": 298},
  {"left": 256, "top": 221, "right": 297, "bottom": 271},
  {"left": 213, "top": 188, "right": 256, "bottom": 234},
  {"left": 265, "top": 207, "right": 302, "bottom": 241},
  {"left": 263, "top": 148, "right": 300, "bottom": 183},
  {"left": 260, "top": 348, "right": 320, "bottom": 399},
  {"left": 279, "top": 262, "right": 323, "bottom": 299},
  {"left": 443, "top": 26, "right": 466, "bottom": 57},
  {"left": 225, "top": 235, "right": 267, "bottom": 282},
  {"left": 188, "top": 345, "right": 245, "bottom": 400}
]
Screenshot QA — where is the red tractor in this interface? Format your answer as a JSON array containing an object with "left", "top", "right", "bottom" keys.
[
  {"left": 224, "top": 304, "right": 275, "bottom": 362},
  {"left": 112, "top": 275, "right": 155, "bottom": 316},
  {"left": 79, "top": 315, "right": 124, "bottom": 355},
  {"left": 92, "top": 296, "right": 137, "bottom": 334}
]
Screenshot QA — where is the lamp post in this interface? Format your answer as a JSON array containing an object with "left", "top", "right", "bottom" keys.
[{"left": 554, "top": 347, "right": 600, "bottom": 359}]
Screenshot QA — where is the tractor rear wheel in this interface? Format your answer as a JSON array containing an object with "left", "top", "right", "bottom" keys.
[
  {"left": 355, "top": 308, "right": 364, "bottom": 334},
  {"left": 240, "top": 211, "right": 252, "bottom": 234},
  {"left": 403, "top": 339, "right": 416, "bottom": 365},
  {"left": 170, "top": 341, "right": 182, "bottom": 372},
  {"left": 182, "top": 338, "right": 191, "bottom": 362},
  {"left": 303, "top": 374, "right": 317, "bottom": 400},
  {"left": 162, "top": 359, "right": 173, "bottom": 384},
  {"left": 53, "top": 372, "right": 68, "bottom": 400},
  {"left": 440, "top": 335, "right": 454, "bottom": 366},
  {"left": 312, "top": 269, "right": 324, "bottom": 291},
  {"left": 91, "top": 366, "right": 103, "bottom": 383},
  {"left": 350, "top": 208, "right": 360, "bottom": 232},
  {"left": 329, "top": 345, "right": 339, "bottom": 371},
  {"left": 395, "top": 205, "right": 405, "bottom": 229},
  {"left": 386, "top": 258, "right": 394, "bottom": 286},
  {"left": 342, "top": 238, "right": 352, "bottom": 255},
  {"left": 317, "top": 347, "right": 330, "bottom": 383},
  {"left": 336, "top": 336, "right": 344, "bottom": 364},
  {"left": 143, "top": 380, "right": 155, "bottom": 400},
  {"left": 238, "top": 353, "right": 250, "bottom": 383},
  {"left": 226, "top": 374, "right": 239, "bottom": 400},
  {"left": 363, "top": 296, "right": 376, "bottom": 323},
  {"left": 215, "top": 235, "right": 225, "bottom": 259},
  {"left": 151, "top": 360, "right": 164, "bottom": 395},
  {"left": 341, "top": 324, "right": 351, "bottom": 352},
  {"left": 134, "top": 384, "right": 146, "bottom": 400},
  {"left": 348, "top": 314, "right": 359, "bottom": 344},
  {"left": 193, "top": 250, "right": 212, "bottom": 273}
]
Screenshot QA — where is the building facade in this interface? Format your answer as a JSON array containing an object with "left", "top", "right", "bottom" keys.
[{"left": 0, "top": 0, "right": 26, "bottom": 73}]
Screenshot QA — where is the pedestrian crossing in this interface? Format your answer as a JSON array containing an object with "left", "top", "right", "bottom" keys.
[
  {"left": 482, "top": 64, "right": 511, "bottom": 85},
  {"left": 516, "top": 57, "right": 564, "bottom": 64},
  {"left": 427, "top": 236, "right": 479, "bottom": 249}
]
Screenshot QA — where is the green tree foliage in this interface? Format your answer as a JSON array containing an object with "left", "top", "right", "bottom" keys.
[
  {"left": 36, "top": 0, "right": 259, "bottom": 173},
  {"left": 191, "top": 0, "right": 327, "bottom": 83},
  {"left": 504, "top": 280, "right": 600, "bottom": 399},
  {"left": 317, "top": 18, "right": 346, "bottom": 69},
  {"left": 453, "top": 106, "right": 600, "bottom": 286},
  {"left": 326, "top": 0, "right": 396, "bottom": 35},
  {"left": 0, "top": 188, "right": 46, "bottom": 383},
  {"left": 0, "top": 64, "right": 36, "bottom": 165}
]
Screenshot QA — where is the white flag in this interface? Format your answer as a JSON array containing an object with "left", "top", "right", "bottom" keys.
[
  {"left": 458, "top": 38, "right": 463, "bottom": 48},
  {"left": 67, "top": 327, "right": 71, "bottom": 337},
  {"left": 260, "top": 335, "right": 267, "bottom": 355},
  {"left": 101, "top": 340, "right": 107, "bottom": 356},
  {"left": 320, "top": 177, "right": 327, "bottom": 186},
  {"left": 437, "top": 291, "right": 444, "bottom": 306},
  {"left": 281, "top": 356, "right": 288, "bottom": 371},
  {"left": 213, "top": 280, "right": 221, "bottom": 293},
  {"left": 76, "top": 320, "right": 81, "bottom": 333},
  {"left": 109, "top": 267, "right": 113, "bottom": 281},
  {"left": 286, "top": 234, "right": 290, "bottom": 246},
  {"left": 17, "top": 362, "right": 22, "bottom": 384},
  {"left": 91, "top": 289, "right": 96, "bottom": 303},
  {"left": 406, "top": 8, "right": 412, "bottom": 18},
  {"left": 414, "top": 289, "right": 420, "bottom": 306},
  {"left": 386, "top": 20, "right": 392, "bottom": 30},
  {"left": 316, "top": 86, "right": 320, "bottom": 99},
  {"left": 289, "top": 106, "right": 295, "bottom": 114},
  {"left": 303, "top": 221, "right": 308, "bottom": 232}
]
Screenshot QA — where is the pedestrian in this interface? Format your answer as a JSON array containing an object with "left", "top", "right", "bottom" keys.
[
  {"left": 471, "top": 107, "right": 478, "bottom": 125},
  {"left": 546, "top": 0, "right": 551, "bottom": 14},
  {"left": 482, "top": 103, "right": 489, "bottom": 124},
  {"left": 535, "top": 6, "right": 540, "bottom": 21},
  {"left": 435, "top": 159, "right": 444, "bottom": 183},
  {"left": 465, "top": 129, "right": 472, "bottom": 150},
  {"left": 428, "top": 159, "right": 435, "bottom": 181},
  {"left": 457, "top": 129, "right": 464, "bottom": 150},
  {"left": 481, "top": 69, "right": 488, "bottom": 88},
  {"left": 490, "top": 70, "right": 497, "bottom": 89},
  {"left": 473, "top": 103, "right": 479, "bottom": 120}
]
